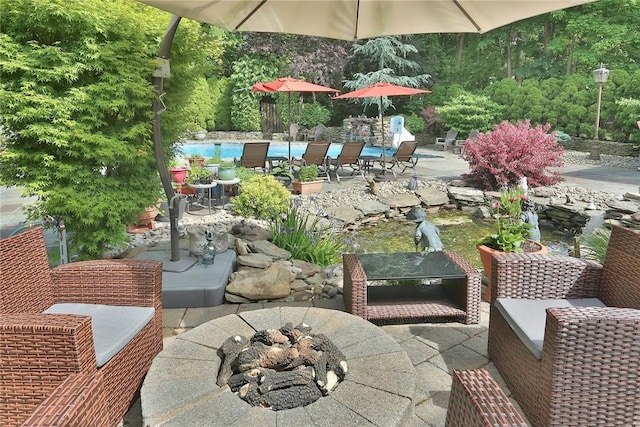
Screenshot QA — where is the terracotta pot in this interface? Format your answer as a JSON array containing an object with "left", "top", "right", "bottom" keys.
[
  {"left": 292, "top": 180, "right": 323, "bottom": 195},
  {"left": 478, "top": 240, "right": 548, "bottom": 301},
  {"left": 136, "top": 206, "right": 159, "bottom": 227},
  {"left": 188, "top": 157, "right": 205, "bottom": 166}
]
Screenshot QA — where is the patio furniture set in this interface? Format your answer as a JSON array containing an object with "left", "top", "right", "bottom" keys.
[{"left": 2, "top": 217, "right": 638, "bottom": 425}]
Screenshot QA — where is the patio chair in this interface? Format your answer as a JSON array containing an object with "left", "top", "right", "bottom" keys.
[
  {"left": 435, "top": 129, "right": 458, "bottom": 151},
  {"left": 0, "top": 227, "right": 163, "bottom": 427},
  {"left": 291, "top": 141, "right": 331, "bottom": 178},
  {"left": 285, "top": 123, "right": 299, "bottom": 141},
  {"left": 379, "top": 140, "right": 419, "bottom": 174},
  {"left": 302, "top": 124, "right": 327, "bottom": 142},
  {"left": 487, "top": 224, "right": 640, "bottom": 427},
  {"left": 234, "top": 141, "right": 270, "bottom": 172},
  {"left": 325, "top": 141, "right": 365, "bottom": 183},
  {"left": 454, "top": 129, "right": 479, "bottom": 155}
]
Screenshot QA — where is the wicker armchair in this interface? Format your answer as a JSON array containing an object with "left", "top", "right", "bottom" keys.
[
  {"left": 0, "top": 227, "right": 163, "bottom": 427},
  {"left": 487, "top": 225, "right": 640, "bottom": 427}
]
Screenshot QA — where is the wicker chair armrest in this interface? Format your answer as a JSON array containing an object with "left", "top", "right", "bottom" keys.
[
  {"left": 21, "top": 372, "right": 109, "bottom": 427},
  {"left": 544, "top": 306, "right": 640, "bottom": 366},
  {"left": 547, "top": 306, "right": 640, "bottom": 328},
  {"left": 446, "top": 369, "right": 528, "bottom": 427},
  {"left": 51, "top": 259, "right": 162, "bottom": 308},
  {"left": 493, "top": 254, "right": 603, "bottom": 300},
  {"left": 0, "top": 313, "right": 98, "bottom": 371}
]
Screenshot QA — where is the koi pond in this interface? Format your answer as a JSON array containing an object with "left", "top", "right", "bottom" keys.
[{"left": 345, "top": 210, "right": 572, "bottom": 271}]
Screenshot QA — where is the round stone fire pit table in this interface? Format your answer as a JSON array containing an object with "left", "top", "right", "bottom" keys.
[{"left": 141, "top": 307, "right": 416, "bottom": 426}]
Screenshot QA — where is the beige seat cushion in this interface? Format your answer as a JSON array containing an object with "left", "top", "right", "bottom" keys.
[
  {"left": 495, "top": 298, "right": 606, "bottom": 359},
  {"left": 45, "top": 303, "right": 154, "bottom": 367}
]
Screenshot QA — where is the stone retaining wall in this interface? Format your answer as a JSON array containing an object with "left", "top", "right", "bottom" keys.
[{"left": 560, "top": 138, "right": 639, "bottom": 157}]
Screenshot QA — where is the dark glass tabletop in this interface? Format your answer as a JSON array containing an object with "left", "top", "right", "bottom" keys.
[{"left": 356, "top": 252, "right": 465, "bottom": 281}]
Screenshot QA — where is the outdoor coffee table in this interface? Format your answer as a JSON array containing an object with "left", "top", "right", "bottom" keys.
[{"left": 343, "top": 251, "right": 481, "bottom": 324}]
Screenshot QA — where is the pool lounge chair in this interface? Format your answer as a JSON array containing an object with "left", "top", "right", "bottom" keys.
[
  {"left": 326, "top": 141, "right": 365, "bottom": 183},
  {"left": 379, "top": 140, "right": 419, "bottom": 174},
  {"left": 234, "top": 141, "right": 270, "bottom": 172},
  {"left": 291, "top": 141, "right": 331, "bottom": 178}
]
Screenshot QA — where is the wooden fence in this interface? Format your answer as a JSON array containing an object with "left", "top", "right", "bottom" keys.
[{"left": 260, "top": 102, "right": 284, "bottom": 133}]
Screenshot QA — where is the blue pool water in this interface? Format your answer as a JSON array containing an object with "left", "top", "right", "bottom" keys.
[{"left": 179, "top": 142, "right": 395, "bottom": 159}]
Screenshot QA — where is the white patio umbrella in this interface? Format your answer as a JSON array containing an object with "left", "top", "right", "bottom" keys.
[{"left": 138, "top": 0, "right": 599, "bottom": 41}]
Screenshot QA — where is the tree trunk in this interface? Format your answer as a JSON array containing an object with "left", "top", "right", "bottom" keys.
[
  {"left": 566, "top": 34, "right": 576, "bottom": 75},
  {"left": 505, "top": 30, "right": 513, "bottom": 78},
  {"left": 543, "top": 20, "right": 553, "bottom": 54},
  {"left": 455, "top": 34, "right": 465, "bottom": 65}
]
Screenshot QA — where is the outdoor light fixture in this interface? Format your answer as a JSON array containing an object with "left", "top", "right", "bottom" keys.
[{"left": 590, "top": 64, "right": 610, "bottom": 160}]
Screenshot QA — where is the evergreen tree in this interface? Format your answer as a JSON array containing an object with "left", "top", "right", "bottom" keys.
[{"left": 343, "top": 36, "right": 432, "bottom": 112}]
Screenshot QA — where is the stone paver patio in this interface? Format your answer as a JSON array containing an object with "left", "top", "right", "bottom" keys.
[{"left": 123, "top": 297, "right": 530, "bottom": 427}]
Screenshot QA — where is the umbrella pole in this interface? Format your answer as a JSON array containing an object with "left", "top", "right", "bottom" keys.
[
  {"left": 379, "top": 96, "right": 386, "bottom": 175},
  {"left": 288, "top": 92, "right": 292, "bottom": 163}
]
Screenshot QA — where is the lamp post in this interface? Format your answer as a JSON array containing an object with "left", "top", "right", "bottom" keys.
[{"left": 590, "top": 64, "right": 609, "bottom": 160}]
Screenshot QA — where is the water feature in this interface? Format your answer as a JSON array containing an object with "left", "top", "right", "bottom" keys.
[{"left": 347, "top": 211, "right": 572, "bottom": 271}]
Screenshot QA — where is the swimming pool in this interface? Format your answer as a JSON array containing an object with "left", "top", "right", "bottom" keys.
[{"left": 179, "top": 142, "right": 395, "bottom": 160}]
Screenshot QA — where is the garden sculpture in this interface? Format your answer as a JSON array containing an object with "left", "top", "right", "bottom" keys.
[
  {"left": 409, "top": 207, "right": 444, "bottom": 252},
  {"left": 201, "top": 229, "right": 217, "bottom": 265},
  {"left": 408, "top": 172, "right": 418, "bottom": 191}
]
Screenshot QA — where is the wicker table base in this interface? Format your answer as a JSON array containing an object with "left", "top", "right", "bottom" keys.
[{"left": 343, "top": 250, "right": 481, "bottom": 324}]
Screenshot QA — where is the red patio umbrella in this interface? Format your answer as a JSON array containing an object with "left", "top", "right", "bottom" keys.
[
  {"left": 334, "top": 82, "right": 430, "bottom": 175},
  {"left": 252, "top": 77, "right": 339, "bottom": 161}
]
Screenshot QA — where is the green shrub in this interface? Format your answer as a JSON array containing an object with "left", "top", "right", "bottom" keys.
[
  {"left": 232, "top": 175, "right": 290, "bottom": 220},
  {"left": 298, "top": 165, "right": 318, "bottom": 182},
  {"left": 299, "top": 102, "right": 331, "bottom": 128},
  {"left": 268, "top": 205, "right": 344, "bottom": 267},
  {"left": 437, "top": 93, "right": 503, "bottom": 135},
  {"left": 404, "top": 114, "right": 425, "bottom": 134},
  {"left": 236, "top": 166, "right": 259, "bottom": 181}
]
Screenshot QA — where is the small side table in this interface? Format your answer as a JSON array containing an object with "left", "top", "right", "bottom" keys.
[
  {"left": 187, "top": 182, "right": 218, "bottom": 213},
  {"left": 359, "top": 155, "right": 380, "bottom": 174},
  {"left": 267, "top": 156, "right": 288, "bottom": 173},
  {"left": 213, "top": 177, "right": 240, "bottom": 207}
]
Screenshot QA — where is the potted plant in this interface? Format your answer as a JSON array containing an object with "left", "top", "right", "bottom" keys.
[
  {"left": 169, "top": 166, "right": 188, "bottom": 184},
  {"left": 270, "top": 161, "right": 295, "bottom": 187},
  {"left": 292, "top": 164, "right": 323, "bottom": 194},
  {"left": 217, "top": 160, "right": 237, "bottom": 180},
  {"left": 205, "top": 145, "right": 222, "bottom": 176},
  {"left": 187, "top": 165, "right": 213, "bottom": 184},
  {"left": 477, "top": 186, "right": 548, "bottom": 300},
  {"left": 188, "top": 154, "right": 205, "bottom": 167}
]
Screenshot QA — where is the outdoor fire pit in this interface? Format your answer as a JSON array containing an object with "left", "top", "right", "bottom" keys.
[
  {"left": 218, "top": 323, "right": 348, "bottom": 410},
  {"left": 141, "top": 307, "right": 416, "bottom": 426}
]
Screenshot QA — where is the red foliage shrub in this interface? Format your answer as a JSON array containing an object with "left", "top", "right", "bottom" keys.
[{"left": 462, "top": 120, "right": 564, "bottom": 190}]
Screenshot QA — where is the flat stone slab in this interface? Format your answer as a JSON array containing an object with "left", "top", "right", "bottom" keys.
[
  {"left": 135, "top": 249, "right": 236, "bottom": 308},
  {"left": 141, "top": 307, "right": 416, "bottom": 427}
]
